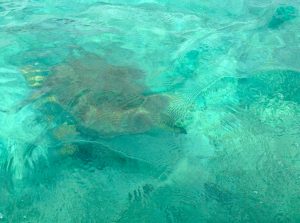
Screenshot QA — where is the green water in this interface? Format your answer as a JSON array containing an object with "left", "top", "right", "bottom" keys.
[{"left": 0, "top": 1, "right": 300, "bottom": 222}]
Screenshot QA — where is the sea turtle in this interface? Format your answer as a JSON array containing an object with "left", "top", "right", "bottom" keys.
[{"left": 22, "top": 51, "right": 186, "bottom": 138}]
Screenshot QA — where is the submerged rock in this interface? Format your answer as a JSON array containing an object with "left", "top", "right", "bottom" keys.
[{"left": 268, "top": 5, "right": 298, "bottom": 29}]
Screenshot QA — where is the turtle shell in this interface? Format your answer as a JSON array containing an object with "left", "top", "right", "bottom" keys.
[{"left": 43, "top": 52, "right": 184, "bottom": 137}]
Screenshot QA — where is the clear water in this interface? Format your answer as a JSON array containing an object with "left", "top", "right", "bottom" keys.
[{"left": 0, "top": 0, "right": 300, "bottom": 222}]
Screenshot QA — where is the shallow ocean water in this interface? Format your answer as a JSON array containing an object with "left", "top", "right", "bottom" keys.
[{"left": 0, "top": 0, "right": 300, "bottom": 222}]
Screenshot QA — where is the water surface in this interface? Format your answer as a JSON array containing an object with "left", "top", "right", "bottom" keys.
[{"left": 0, "top": 0, "right": 300, "bottom": 222}]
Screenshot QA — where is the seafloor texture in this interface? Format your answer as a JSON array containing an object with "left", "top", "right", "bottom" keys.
[{"left": 0, "top": 0, "right": 300, "bottom": 222}]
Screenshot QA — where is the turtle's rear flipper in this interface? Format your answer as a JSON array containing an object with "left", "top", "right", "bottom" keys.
[{"left": 11, "top": 87, "right": 52, "bottom": 113}]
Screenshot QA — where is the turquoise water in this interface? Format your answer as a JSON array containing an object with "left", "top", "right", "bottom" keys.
[{"left": 0, "top": 0, "right": 300, "bottom": 222}]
